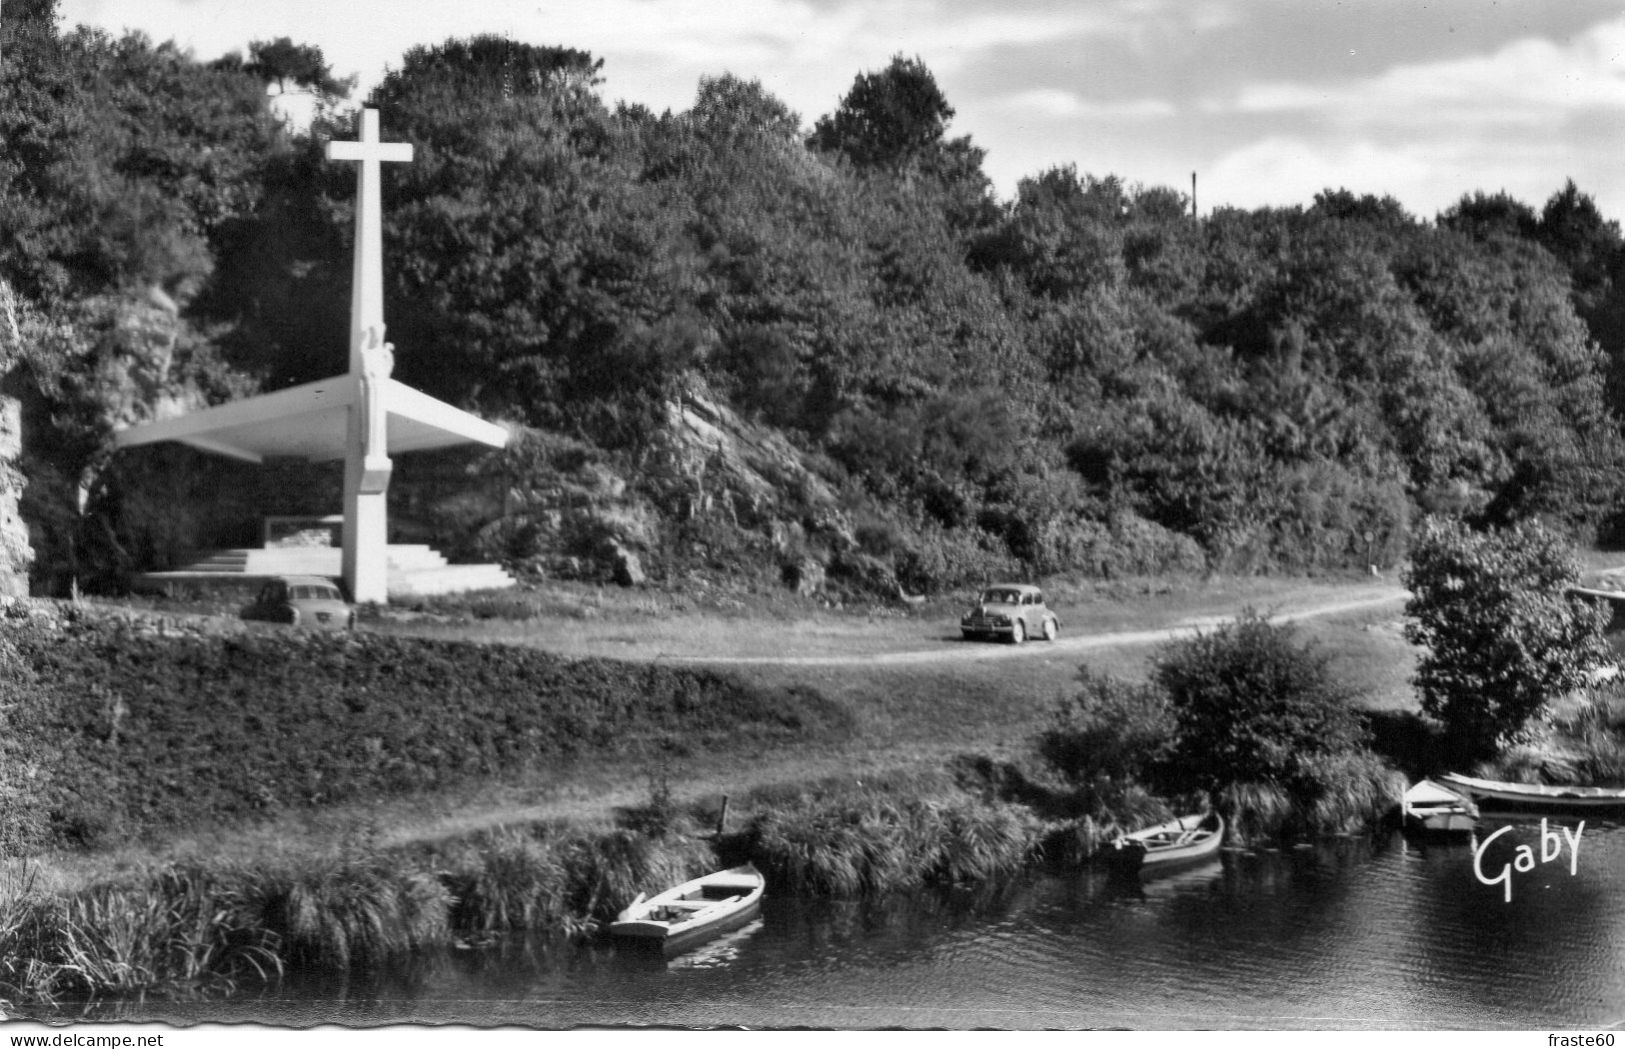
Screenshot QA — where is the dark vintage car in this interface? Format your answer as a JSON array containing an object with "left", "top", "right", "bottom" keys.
[
  {"left": 960, "top": 583, "right": 1059, "bottom": 643},
  {"left": 242, "top": 575, "right": 356, "bottom": 631}
]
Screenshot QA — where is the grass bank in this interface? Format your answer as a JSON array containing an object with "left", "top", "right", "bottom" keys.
[
  {"left": 1, "top": 769, "right": 1044, "bottom": 1010},
  {"left": 0, "top": 600, "right": 853, "bottom": 854}
]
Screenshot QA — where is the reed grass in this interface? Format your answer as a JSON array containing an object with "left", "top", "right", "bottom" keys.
[
  {"left": 0, "top": 864, "right": 280, "bottom": 1005},
  {"left": 1214, "top": 782, "right": 1296, "bottom": 844},
  {"left": 740, "top": 786, "right": 1037, "bottom": 897},
  {"left": 1478, "top": 685, "right": 1625, "bottom": 787},
  {"left": 558, "top": 828, "right": 716, "bottom": 924},
  {"left": 441, "top": 828, "right": 569, "bottom": 933},
  {"left": 931, "top": 801, "right": 1034, "bottom": 883},
  {"left": 1213, "top": 753, "right": 1403, "bottom": 845},
  {"left": 2, "top": 814, "right": 719, "bottom": 1007},
  {"left": 1296, "top": 753, "right": 1406, "bottom": 835},
  {"left": 256, "top": 855, "right": 451, "bottom": 971}
]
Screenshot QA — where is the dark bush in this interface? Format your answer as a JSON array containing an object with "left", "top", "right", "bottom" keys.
[
  {"left": 1037, "top": 668, "right": 1174, "bottom": 783},
  {"left": 1152, "top": 610, "right": 1368, "bottom": 792}
]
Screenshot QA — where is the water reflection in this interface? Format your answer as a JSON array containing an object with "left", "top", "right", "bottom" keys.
[{"left": 48, "top": 820, "right": 1625, "bottom": 1029}]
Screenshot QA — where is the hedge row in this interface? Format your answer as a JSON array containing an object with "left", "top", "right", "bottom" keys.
[{"left": 1, "top": 605, "right": 853, "bottom": 852}]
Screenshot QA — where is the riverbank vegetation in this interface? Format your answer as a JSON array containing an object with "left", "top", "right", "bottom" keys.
[
  {"left": 0, "top": 769, "right": 1042, "bottom": 1009},
  {"left": 1036, "top": 612, "right": 1406, "bottom": 843}
]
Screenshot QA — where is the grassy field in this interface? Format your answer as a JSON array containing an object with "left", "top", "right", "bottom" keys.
[{"left": 35, "top": 571, "right": 1423, "bottom": 891}]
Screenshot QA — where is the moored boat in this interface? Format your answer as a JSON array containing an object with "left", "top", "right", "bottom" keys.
[
  {"left": 1400, "top": 778, "right": 1477, "bottom": 833},
  {"left": 610, "top": 864, "right": 765, "bottom": 953},
  {"left": 1107, "top": 812, "right": 1225, "bottom": 874},
  {"left": 1437, "top": 772, "right": 1625, "bottom": 813}
]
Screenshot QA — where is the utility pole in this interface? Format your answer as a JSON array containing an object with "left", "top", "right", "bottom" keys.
[{"left": 1191, "top": 172, "right": 1198, "bottom": 220}]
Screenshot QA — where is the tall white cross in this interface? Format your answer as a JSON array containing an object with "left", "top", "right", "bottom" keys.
[
  {"left": 327, "top": 109, "right": 413, "bottom": 604},
  {"left": 327, "top": 109, "right": 414, "bottom": 375}
]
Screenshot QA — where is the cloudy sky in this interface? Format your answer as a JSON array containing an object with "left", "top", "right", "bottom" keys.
[{"left": 56, "top": 0, "right": 1625, "bottom": 220}]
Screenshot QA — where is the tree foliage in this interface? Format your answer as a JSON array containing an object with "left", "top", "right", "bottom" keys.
[
  {"left": 808, "top": 53, "right": 956, "bottom": 171},
  {"left": 6, "top": 23, "right": 1625, "bottom": 595},
  {"left": 243, "top": 37, "right": 352, "bottom": 97},
  {"left": 1402, "top": 517, "right": 1610, "bottom": 756},
  {"left": 1152, "top": 611, "right": 1368, "bottom": 790}
]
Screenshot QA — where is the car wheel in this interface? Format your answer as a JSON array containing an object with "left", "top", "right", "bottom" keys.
[
  {"left": 1010, "top": 620, "right": 1025, "bottom": 644},
  {"left": 1042, "top": 617, "right": 1057, "bottom": 642}
]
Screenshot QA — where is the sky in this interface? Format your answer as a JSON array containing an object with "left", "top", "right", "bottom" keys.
[{"left": 55, "top": 0, "right": 1625, "bottom": 221}]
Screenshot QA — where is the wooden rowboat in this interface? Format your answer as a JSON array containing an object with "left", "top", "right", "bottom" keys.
[
  {"left": 610, "top": 864, "right": 765, "bottom": 953},
  {"left": 1400, "top": 778, "right": 1477, "bottom": 834},
  {"left": 1437, "top": 772, "right": 1625, "bottom": 813},
  {"left": 1107, "top": 812, "right": 1225, "bottom": 874}
]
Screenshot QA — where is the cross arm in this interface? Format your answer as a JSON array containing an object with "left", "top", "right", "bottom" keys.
[{"left": 327, "top": 141, "right": 415, "bottom": 163}]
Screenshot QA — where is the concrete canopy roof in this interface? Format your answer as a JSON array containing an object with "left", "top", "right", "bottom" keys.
[{"left": 113, "top": 374, "right": 509, "bottom": 464}]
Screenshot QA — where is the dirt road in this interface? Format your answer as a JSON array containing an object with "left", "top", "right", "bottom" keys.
[{"left": 658, "top": 585, "right": 1409, "bottom": 666}]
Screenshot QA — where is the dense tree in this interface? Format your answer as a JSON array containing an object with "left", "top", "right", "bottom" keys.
[
  {"left": 808, "top": 54, "right": 993, "bottom": 231},
  {"left": 1439, "top": 190, "right": 1540, "bottom": 244},
  {"left": 1537, "top": 179, "right": 1622, "bottom": 310},
  {"left": 242, "top": 37, "right": 352, "bottom": 98},
  {"left": 1403, "top": 517, "right": 1610, "bottom": 757},
  {"left": 1154, "top": 611, "right": 1368, "bottom": 790},
  {"left": 808, "top": 54, "right": 955, "bottom": 170},
  {"left": 690, "top": 73, "right": 801, "bottom": 143},
  {"left": 8, "top": 21, "right": 1625, "bottom": 595}
]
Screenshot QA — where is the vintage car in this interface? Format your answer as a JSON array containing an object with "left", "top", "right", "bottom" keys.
[
  {"left": 242, "top": 575, "right": 356, "bottom": 630},
  {"left": 960, "top": 583, "right": 1059, "bottom": 643}
]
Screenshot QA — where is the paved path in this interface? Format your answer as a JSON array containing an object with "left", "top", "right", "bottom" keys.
[{"left": 660, "top": 587, "right": 1409, "bottom": 666}]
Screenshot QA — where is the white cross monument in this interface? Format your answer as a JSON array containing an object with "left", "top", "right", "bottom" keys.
[
  {"left": 329, "top": 109, "right": 414, "bottom": 603},
  {"left": 114, "top": 110, "right": 509, "bottom": 603}
]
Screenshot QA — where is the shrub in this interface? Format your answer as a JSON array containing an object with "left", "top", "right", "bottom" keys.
[
  {"left": 1402, "top": 517, "right": 1610, "bottom": 757},
  {"left": 1037, "top": 669, "right": 1175, "bottom": 783},
  {"left": 1152, "top": 610, "right": 1368, "bottom": 792}
]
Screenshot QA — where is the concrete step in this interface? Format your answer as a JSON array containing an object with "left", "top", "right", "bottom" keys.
[{"left": 137, "top": 544, "right": 516, "bottom": 599}]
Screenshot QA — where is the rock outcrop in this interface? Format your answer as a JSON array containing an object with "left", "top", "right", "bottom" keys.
[
  {"left": 0, "top": 388, "right": 32, "bottom": 597},
  {"left": 0, "top": 282, "right": 35, "bottom": 597}
]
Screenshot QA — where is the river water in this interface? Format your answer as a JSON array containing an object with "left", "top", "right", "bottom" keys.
[{"left": 74, "top": 815, "right": 1625, "bottom": 1030}]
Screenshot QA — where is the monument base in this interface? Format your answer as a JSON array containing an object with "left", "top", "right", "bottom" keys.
[{"left": 133, "top": 544, "right": 517, "bottom": 599}]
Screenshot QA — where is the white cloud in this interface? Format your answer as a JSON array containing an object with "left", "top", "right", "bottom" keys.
[
  {"left": 1222, "top": 15, "right": 1625, "bottom": 125},
  {"left": 1201, "top": 132, "right": 1625, "bottom": 219},
  {"left": 1207, "top": 137, "right": 1436, "bottom": 210},
  {"left": 991, "top": 88, "right": 1176, "bottom": 120}
]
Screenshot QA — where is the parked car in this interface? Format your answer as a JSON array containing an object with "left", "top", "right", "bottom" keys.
[
  {"left": 960, "top": 583, "right": 1059, "bottom": 643},
  {"left": 242, "top": 575, "right": 355, "bottom": 630}
]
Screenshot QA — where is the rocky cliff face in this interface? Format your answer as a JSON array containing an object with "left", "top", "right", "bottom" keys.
[
  {"left": 0, "top": 390, "right": 32, "bottom": 597},
  {"left": 462, "top": 382, "right": 876, "bottom": 594},
  {"left": 653, "top": 386, "right": 849, "bottom": 543},
  {"left": 0, "top": 280, "right": 36, "bottom": 596}
]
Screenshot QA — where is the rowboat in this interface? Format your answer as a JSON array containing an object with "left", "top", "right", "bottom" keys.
[
  {"left": 610, "top": 864, "right": 765, "bottom": 953},
  {"left": 1437, "top": 772, "right": 1625, "bottom": 813},
  {"left": 1400, "top": 778, "right": 1477, "bottom": 834},
  {"left": 1107, "top": 812, "right": 1225, "bottom": 874}
]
